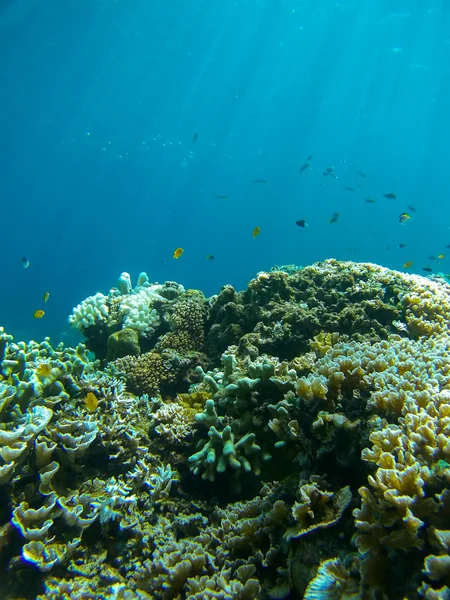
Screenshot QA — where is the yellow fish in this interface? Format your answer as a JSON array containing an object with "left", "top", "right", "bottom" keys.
[
  {"left": 252, "top": 226, "right": 261, "bottom": 239},
  {"left": 84, "top": 391, "right": 99, "bottom": 412},
  {"left": 33, "top": 309, "right": 45, "bottom": 319},
  {"left": 43, "top": 292, "right": 50, "bottom": 303},
  {"left": 403, "top": 261, "right": 413, "bottom": 269},
  {"left": 399, "top": 213, "right": 411, "bottom": 224},
  {"left": 438, "top": 254, "right": 445, "bottom": 260},
  {"left": 36, "top": 363, "right": 52, "bottom": 377},
  {"left": 173, "top": 247, "right": 184, "bottom": 259}
]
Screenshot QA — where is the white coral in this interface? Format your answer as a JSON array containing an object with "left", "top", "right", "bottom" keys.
[
  {"left": 118, "top": 285, "right": 164, "bottom": 336},
  {"left": 68, "top": 293, "right": 109, "bottom": 331}
]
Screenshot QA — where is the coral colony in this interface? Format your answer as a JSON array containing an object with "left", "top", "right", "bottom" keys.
[{"left": 1, "top": 260, "right": 450, "bottom": 598}]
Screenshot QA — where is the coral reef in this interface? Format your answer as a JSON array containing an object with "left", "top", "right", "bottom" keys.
[{"left": 2, "top": 260, "right": 450, "bottom": 598}]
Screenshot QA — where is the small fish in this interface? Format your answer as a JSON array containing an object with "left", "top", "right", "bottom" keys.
[
  {"left": 305, "top": 155, "right": 312, "bottom": 161},
  {"left": 43, "top": 292, "right": 50, "bottom": 303},
  {"left": 365, "top": 198, "right": 376, "bottom": 204},
  {"left": 205, "top": 254, "right": 215, "bottom": 260},
  {"left": 252, "top": 226, "right": 261, "bottom": 239},
  {"left": 399, "top": 213, "right": 411, "bottom": 224},
  {"left": 84, "top": 391, "right": 99, "bottom": 412},
  {"left": 403, "top": 261, "right": 413, "bottom": 269},
  {"left": 446, "top": 245, "right": 450, "bottom": 249},
  {"left": 33, "top": 309, "right": 45, "bottom": 319},
  {"left": 345, "top": 187, "right": 354, "bottom": 192},
  {"left": 173, "top": 247, "right": 184, "bottom": 259},
  {"left": 21, "top": 256, "right": 30, "bottom": 269},
  {"left": 214, "top": 194, "right": 229, "bottom": 200},
  {"left": 438, "top": 254, "right": 445, "bottom": 260},
  {"left": 192, "top": 132, "right": 198, "bottom": 143},
  {"left": 422, "top": 267, "right": 433, "bottom": 273},
  {"left": 36, "top": 363, "right": 52, "bottom": 377},
  {"left": 408, "top": 205, "right": 416, "bottom": 212},
  {"left": 356, "top": 171, "right": 367, "bottom": 178},
  {"left": 398, "top": 243, "right": 407, "bottom": 249},
  {"left": 299, "top": 162, "right": 311, "bottom": 174},
  {"left": 253, "top": 178, "right": 268, "bottom": 184},
  {"left": 428, "top": 255, "right": 437, "bottom": 261},
  {"left": 384, "top": 192, "right": 397, "bottom": 199},
  {"left": 329, "top": 212, "right": 339, "bottom": 224},
  {"left": 323, "top": 166, "right": 336, "bottom": 178},
  {"left": 296, "top": 219, "right": 308, "bottom": 228}
]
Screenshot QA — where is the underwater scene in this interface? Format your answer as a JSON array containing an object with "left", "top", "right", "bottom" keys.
[{"left": 1, "top": 0, "right": 450, "bottom": 598}]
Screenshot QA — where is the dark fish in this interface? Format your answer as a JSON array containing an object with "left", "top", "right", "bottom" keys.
[
  {"left": 356, "top": 171, "right": 367, "bottom": 178},
  {"left": 422, "top": 267, "right": 433, "bottom": 273},
  {"left": 408, "top": 205, "right": 416, "bottom": 212},
  {"left": 323, "top": 166, "right": 337, "bottom": 178},
  {"left": 296, "top": 219, "right": 307, "bottom": 228},
  {"left": 365, "top": 198, "right": 376, "bottom": 204},
  {"left": 446, "top": 245, "right": 450, "bottom": 249},
  {"left": 428, "top": 255, "right": 437, "bottom": 261},
  {"left": 306, "top": 155, "right": 312, "bottom": 161},
  {"left": 21, "top": 256, "right": 30, "bottom": 269},
  {"left": 205, "top": 254, "right": 215, "bottom": 261},
  {"left": 384, "top": 192, "right": 397, "bottom": 199},
  {"left": 398, "top": 243, "right": 407, "bottom": 249},
  {"left": 214, "top": 194, "right": 229, "bottom": 199},
  {"left": 299, "top": 162, "right": 311, "bottom": 174},
  {"left": 345, "top": 187, "right": 354, "bottom": 192},
  {"left": 192, "top": 133, "right": 198, "bottom": 143},
  {"left": 329, "top": 212, "right": 339, "bottom": 224},
  {"left": 253, "top": 178, "right": 268, "bottom": 184}
]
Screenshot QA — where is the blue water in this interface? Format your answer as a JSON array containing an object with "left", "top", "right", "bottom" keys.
[{"left": 1, "top": 0, "right": 449, "bottom": 345}]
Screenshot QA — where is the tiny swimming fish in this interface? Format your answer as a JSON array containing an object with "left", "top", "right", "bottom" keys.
[
  {"left": 398, "top": 243, "right": 407, "bottom": 249},
  {"left": 403, "top": 261, "right": 413, "bottom": 269},
  {"left": 438, "top": 254, "right": 445, "bottom": 260},
  {"left": 214, "top": 194, "right": 229, "bottom": 199},
  {"left": 21, "top": 256, "right": 30, "bottom": 269},
  {"left": 408, "top": 205, "right": 416, "bottom": 212},
  {"left": 33, "top": 309, "right": 45, "bottom": 319},
  {"left": 43, "top": 292, "right": 50, "bottom": 303},
  {"left": 192, "top": 132, "right": 199, "bottom": 143},
  {"left": 84, "top": 391, "right": 99, "bottom": 412},
  {"left": 173, "top": 247, "right": 184, "bottom": 259},
  {"left": 205, "top": 254, "right": 215, "bottom": 260},
  {"left": 356, "top": 171, "right": 367, "bottom": 178},
  {"left": 329, "top": 212, "right": 339, "bottom": 224},
  {"left": 305, "top": 155, "right": 312, "bottom": 161},
  {"left": 253, "top": 178, "right": 268, "bottom": 184},
  {"left": 296, "top": 219, "right": 307, "bottom": 228},
  {"left": 252, "top": 226, "right": 261, "bottom": 239},
  {"left": 345, "top": 187, "right": 354, "bottom": 192},
  {"left": 384, "top": 192, "right": 397, "bottom": 199},
  {"left": 422, "top": 267, "right": 433, "bottom": 273},
  {"left": 399, "top": 213, "right": 411, "bottom": 224},
  {"left": 365, "top": 198, "right": 376, "bottom": 203},
  {"left": 299, "top": 162, "right": 311, "bottom": 174}
]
